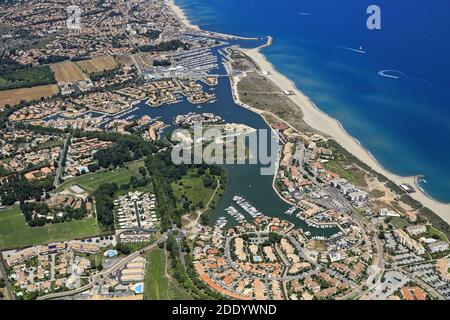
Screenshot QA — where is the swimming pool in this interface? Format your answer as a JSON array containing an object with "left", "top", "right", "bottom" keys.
[
  {"left": 134, "top": 283, "right": 144, "bottom": 294},
  {"left": 104, "top": 250, "right": 118, "bottom": 258}
]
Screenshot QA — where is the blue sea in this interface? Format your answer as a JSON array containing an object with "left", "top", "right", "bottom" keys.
[{"left": 174, "top": 0, "right": 450, "bottom": 203}]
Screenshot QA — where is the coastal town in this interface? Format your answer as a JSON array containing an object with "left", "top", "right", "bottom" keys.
[{"left": 0, "top": 0, "right": 449, "bottom": 302}]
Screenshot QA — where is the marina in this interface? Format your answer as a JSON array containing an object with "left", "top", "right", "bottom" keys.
[
  {"left": 102, "top": 40, "right": 343, "bottom": 239},
  {"left": 214, "top": 216, "right": 228, "bottom": 229},
  {"left": 284, "top": 206, "right": 297, "bottom": 216},
  {"left": 26, "top": 33, "right": 342, "bottom": 240},
  {"left": 224, "top": 206, "right": 247, "bottom": 224},
  {"left": 232, "top": 196, "right": 264, "bottom": 219},
  {"left": 295, "top": 212, "right": 338, "bottom": 230}
]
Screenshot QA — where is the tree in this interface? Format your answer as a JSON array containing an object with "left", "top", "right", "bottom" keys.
[
  {"left": 94, "top": 183, "right": 118, "bottom": 229},
  {"left": 268, "top": 232, "right": 282, "bottom": 244},
  {"left": 153, "top": 59, "right": 171, "bottom": 67},
  {"left": 116, "top": 243, "right": 131, "bottom": 255},
  {"left": 1, "top": 194, "right": 17, "bottom": 206},
  {"left": 138, "top": 167, "right": 147, "bottom": 177},
  {"left": 28, "top": 217, "right": 47, "bottom": 227},
  {"left": 88, "top": 163, "right": 100, "bottom": 173},
  {"left": 129, "top": 176, "right": 140, "bottom": 188}
]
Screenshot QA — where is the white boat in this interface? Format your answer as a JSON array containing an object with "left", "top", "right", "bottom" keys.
[{"left": 232, "top": 195, "right": 264, "bottom": 218}]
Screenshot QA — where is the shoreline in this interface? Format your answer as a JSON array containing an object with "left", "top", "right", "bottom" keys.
[
  {"left": 167, "top": 0, "right": 259, "bottom": 40},
  {"left": 167, "top": 0, "right": 200, "bottom": 31},
  {"left": 167, "top": 0, "right": 450, "bottom": 225},
  {"left": 245, "top": 42, "right": 450, "bottom": 223}
]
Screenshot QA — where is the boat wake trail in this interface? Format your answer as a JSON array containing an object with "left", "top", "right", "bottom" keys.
[
  {"left": 378, "top": 70, "right": 401, "bottom": 79},
  {"left": 337, "top": 45, "right": 367, "bottom": 54},
  {"left": 377, "top": 69, "right": 448, "bottom": 89}
]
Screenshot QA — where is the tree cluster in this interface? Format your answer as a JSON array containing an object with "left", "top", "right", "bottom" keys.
[
  {"left": 94, "top": 183, "right": 118, "bottom": 229},
  {"left": 137, "top": 40, "right": 188, "bottom": 53}
]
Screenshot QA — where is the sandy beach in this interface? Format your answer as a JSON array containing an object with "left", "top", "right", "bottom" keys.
[
  {"left": 245, "top": 42, "right": 450, "bottom": 224},
  {"left": 167, "top": 0, "right": 258, "bottom": 40},
  {"left": 167, "top": 0, "right": 200, "bottom": 30},
  {"left": 168, "top": 1, "right": 450, "bottom": 224}
]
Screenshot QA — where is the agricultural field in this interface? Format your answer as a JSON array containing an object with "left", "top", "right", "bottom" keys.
[
  {"left": 0, "top": 84, "right": 59, "bottom": 108},
  {"left": 144, "top": 248, "right": 192, "bottom": 300},
  {"left": 50, "top": 61, "right": 87, "bottom": 83},
  {"left": 0, "top": 206, "right": 101, "bottom": 249},
  {"left": 0, "top": 65, "right": 56, "bottom": 91},
  {"left": 56, "top": 160, "right": 146, "bottom": 193},
  {"left": 76, "top": 56, "right": 118, "bottom": 74}
]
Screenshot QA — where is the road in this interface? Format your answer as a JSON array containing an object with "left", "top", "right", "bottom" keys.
[
  {"left": 37, "top": 234, "right": 168, "bottom": 300},
  {"left": 299, "top": 165, "right": 368, "bottom": 251},
  {"left": 224, "top": 231, "right": 316, "bottom": 282},
  {"left": 0, "top": 42, "right": 6, "bottom": 59},
  {"left": 125, "top": 27, "right": 142, "bottom": 76},
  {"left": 0, "top": 256, "right": 15, "bottom": 300},
  {"left": 409, "top": 272, "right": 446, "bottom": 300},
  {"left": 133, "top": 200, "right": 142, "bottom": 228},
  {"left": 131, "top": 54, "right": 143, "bottom": 75},
  {"left": 373, "top": 234, "right": 385, "bottom": 268},
  {"left": 274, "top": 244, "right": 290, "bottom": 299},
  {"left": 53, "top": 136, "right": 70, "bottom": 189},
  {"left": 50, "top": 254, "right": 56, "bottom": 281}
]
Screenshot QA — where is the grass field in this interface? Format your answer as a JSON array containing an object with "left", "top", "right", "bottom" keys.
[
  {"left": 144, "top": 249, "right": 191, "bottom": 300},
  {"left": 50, "top": 61, "right": 87, "bottom": 83},
  {"left": 57, "top": 160, "right": 145, "bottom": 193},
  {"left": 390, "top": 217, "right": 410, "bottom": 229},
  {"left": 0, "top": 66, "right": 56, "bottom": 91},
  {"left": 0, "top": 84, "right": 59, "bottom": 108},
  {"left": 171, "top": 169, "right": 217, "bottom": 211},
  {"left": 76, "top": 56, "right": 117, "bottom": 74},
  {"left": 324, "top": 161, "right": 368, "bottom": 188},
  {"left": 0, "top": 206, "right": 101, "bottom": 249},
  {"left": 428, "top": 226, "right": 448, "bottom": 242}
]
